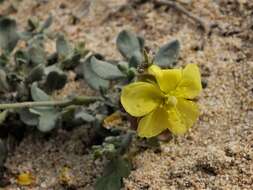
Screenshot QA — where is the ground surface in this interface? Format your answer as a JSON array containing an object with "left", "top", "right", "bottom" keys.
[{"left": 0, "top": 0, "right": 253, "bottom": 189}]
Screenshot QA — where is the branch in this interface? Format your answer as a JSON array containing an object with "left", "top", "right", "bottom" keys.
[
  {"left": 0, "top": 96, "right": 101, "bottom": 110},
  {"left": 153, "top": 0, "right": 212, "bottom": 33}
]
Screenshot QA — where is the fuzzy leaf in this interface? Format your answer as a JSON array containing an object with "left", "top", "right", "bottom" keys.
[
  {"left": 0, "top": 69, "right": 9, "bottom": 92},
  {"left": 90, "top": 57, "right": 125, "bottom": 80},
  {"left": 18, "top": 108, "right": 38, "bottom": 126},
  {"left": 129, "top": 51, "right": 142, "bottom": 68},
  {"left": 116, "top": 30, "right": 142, "bottom": 60},
  {"left": 154, "top": 40, "right": 180, "bottom": 68},
  {"left": 26, "top": 64, "right": 44, "bottom": 83},
  {"left": 37, "top": 109, "right": 59, "bottom": 132},
  {"left": 75, "top": 111, "right": 95, "bottom": 123},
  {"left": 0, "top": 17, "right": 19, "bottom": 53},
  {"left": 95, "top": 158, "right": 131, "bottom": 190},
  {"left": 56, "top": 34, "right": 72, "bottom": 60},
  {"left": 31, "top": 82, "right": 50, "bottom": 101},
  {"left": 28, "top": 45, "right": 47, "bottom": 66},
  {"left": 82, "top": 57, "right": 109, "bottom": 91},
  {"left": 40, "top": 14, "right": 53, "bottom": 32}
]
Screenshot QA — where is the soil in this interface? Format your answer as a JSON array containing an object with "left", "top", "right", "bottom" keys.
[{"left": 0, "top": 0, "right": 253, "bottom": 189}]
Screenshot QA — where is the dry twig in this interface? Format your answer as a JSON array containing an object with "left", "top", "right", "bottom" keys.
[{"left": 153, "top": 0, "right": 213, "bottom": 34}]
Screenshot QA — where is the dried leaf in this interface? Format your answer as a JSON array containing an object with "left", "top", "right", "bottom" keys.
[
  {"left": 17, "top": 172, "right": 34, "bottom": 186},
  {"left": 58, "top": 167, "right": 74, "bottom": 185},
  {"left": 103, "top": 111, "right": 122, "bottom": 129}
]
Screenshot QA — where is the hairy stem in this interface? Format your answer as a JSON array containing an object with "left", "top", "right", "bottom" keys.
[{"left": 0, "top": 96, "right": 101, "bottom": 110}]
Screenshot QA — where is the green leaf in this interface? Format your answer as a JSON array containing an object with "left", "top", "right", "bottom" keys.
[
  {"left": 27, "top": 17, "right": 39, "bottom": 32},
  {"left": 0, "top": 69, "right": 9, "bottom": 93},
  {"left": 95, "top": 158, "right": 131, "bottom": 190},
  {"left": 137, "top": 36, "right": 145, "bottom": 50},
  {"left": 75, "top": 111, "right": 95, "bottom": 123},
  {"left": 18, "top": 108, "right": 39, "bottom": 126},
  {"left": 129, "top": 51, "right": 142, "bottom": 68},
  {"left": 82, "top": 56, "right": 109, "bottom": 91},
  {"left": 29, "top": 83, "right": 59, "bottom": 132},
  {"left": 0, "top": 17, "right": 19, "bottom": 53},
  {"left": 116, "top": 30, "right": 142, "bottom": 60},
  {"left": 0, "top": 53, "right": 9, "bottom": 66},
  {"left": 44, "top": 70, "right": 67, "bottom": 92},
  {"left": 28, "top": 44, "right": 47, "bottom": 66},
  {"left": 39, "top": 14, "right": 53, "bottom": 32},
  {"left": 61, "top": 52, "right": 81, "bottom": 70},
  {"left": 26, "top": 64, "right": 44, "bottom": 83},
  {"left": 56, "top": 34, "right": 72, "bottom": 60},
  {"left": 37, "top": 109, "right": 59, "bottom": 132},
  {"left": 31, "top": 82, "right": 50, "bottom": 101},
  {"left": 14, "top": 50, "right": 29, "bottom": 66},
  {"left": 117, "top": 61, "right": 129, "bottom": 74},
  {"left": 90, "top": 57, "right": 125, "bottom": 80},
  {"left": 154, "top": 40, "right": 180, "bottom": 68}
]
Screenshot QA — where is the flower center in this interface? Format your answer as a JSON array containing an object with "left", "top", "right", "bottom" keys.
[{"left": 164, "top": 95, "right": 177, "bottom": 108}]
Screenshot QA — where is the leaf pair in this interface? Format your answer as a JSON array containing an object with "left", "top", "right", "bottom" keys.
[
  {"left": 116, "top": 30, "right": 144, "bottom": 68},
  {"left": 154, "top": 39, "right": 180, "bottom": 68},
  {"left": 19, "top": 83, "right": 59, "bottom": 132}
]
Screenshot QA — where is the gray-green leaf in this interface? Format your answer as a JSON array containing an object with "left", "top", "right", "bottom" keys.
[
  {"left": 28, "top": 44, "right": 47, "bottom": 65},
  {"left": 0, "top": 17, "right": 19, "bottom": 53},
  {"left": 82, "top": 57, "right": 109, "bottom": 91},
  {"left": 116, "top": 30, "right": 141, "bottom": 60},
  {"left": 75, "top": 111, "right": 95, "bottom": 123},
  {"left": 26, "top": 64, "right": 44, "bottom": 83},
  {"left": 95, "top": 158, "right": 131, "bottom": 190},
  {"left": 18, "top": 108, "right": 39, "bottom": 126},
  {"left": 0, "top": 69, "right": 9, "bottom": 93},
  {"left": 31, "top": 82, "right": 50, "bottom": 101},
  {"left": 56, "top": 34, "right": 72, "bottom": 60},
  {"left": 39, "top": 14, "right": 53, "bottom": 32},
  {"left": 37, "top": 109, "right": 59, "bottom": 132},
  {"left": 90, "top": 56, "right": 125, "bottom": 80},
  {"left": 154, "top": 40, "right": 180, "bottom": 68}
]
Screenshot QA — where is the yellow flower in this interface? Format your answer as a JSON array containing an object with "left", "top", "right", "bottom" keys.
[{"left": 121, "top": 64, "right": 202, "bottom": 138}]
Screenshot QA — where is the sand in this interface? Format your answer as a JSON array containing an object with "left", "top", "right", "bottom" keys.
[{"left": 0, "top": 0, "right": 252, "bottom": 189}]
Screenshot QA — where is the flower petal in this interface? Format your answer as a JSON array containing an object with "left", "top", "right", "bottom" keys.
[
  {"left": 167, "top": 98, "right": 199, "bottom": 135},
  {"left": 121, "top": 82, "right": 163, "bottom": 117},
  {"left": 137, "top": 107, "right": 169, "bottom": 138},
  {"left": 174, "top": 64, "right": 202, "bottom": 99},
  {"left": 148, "top": 65, "right": 182, "bottom": 94}
]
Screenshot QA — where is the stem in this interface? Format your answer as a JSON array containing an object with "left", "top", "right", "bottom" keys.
[{"left": 0, "top": 96, "right": 101, "bottom": 110}]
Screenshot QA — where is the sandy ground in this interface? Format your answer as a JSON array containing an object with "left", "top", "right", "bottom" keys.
[{"left": 0, "top": 0, "right": 253, "bottom": 189}]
